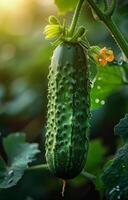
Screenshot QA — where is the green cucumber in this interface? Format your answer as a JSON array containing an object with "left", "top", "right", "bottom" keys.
[{"left": 45, "top": 42, "right": 90, "bottom": 179}]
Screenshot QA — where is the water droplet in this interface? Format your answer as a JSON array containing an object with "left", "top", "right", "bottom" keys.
[
  {"left": 8, "top": 178, "right": 13, "bottom": 184},
  {"left": 95, "top": 99, "right": 100, "bottom": 103},
  {"left": 109, "top": 187, "right": 116, "bottom": 195},
  {"left": 8, "top": 170, "right": 14, "bottom": 177},
  {"left": 98, "top": 77, "right": 102, "bottom": 81},
  {"left": 101, "top": 100, "right": 105, "bottom": 105},
  {"left": 97, "top": 85, "right": 101, "bottom": 90}
]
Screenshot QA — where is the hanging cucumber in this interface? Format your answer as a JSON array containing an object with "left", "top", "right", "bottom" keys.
[
  {"left": 44, "top": 0, "right": 91, "bottom": 180},
  {"left": 45, "top": 42, "right": 90, "bottom": 179}
]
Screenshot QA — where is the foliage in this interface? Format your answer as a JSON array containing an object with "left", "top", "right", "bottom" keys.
[
  {"left": 114, "top": 114, "right": 128, "bottom": 141},
  {"left": 90, "top": 62, "right": 123, "bottom": 109},
  {"left": 101, "top": 114, "right": 128, "bottom": 200},
  {"left": 0, "top": 0, "right": 128, "bottom": 199},
  {"left": 0, "top": 133, "right": 39, "bottom": 189}
]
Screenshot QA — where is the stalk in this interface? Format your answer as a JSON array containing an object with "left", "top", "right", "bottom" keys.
[{"left": 69, "top": 0, "right": 85, "bottom": 36}]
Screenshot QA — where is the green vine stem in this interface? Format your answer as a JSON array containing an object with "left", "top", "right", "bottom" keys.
[
  {"left": 69, "top": 0, "right": 85, "bottom": 36},
  {"left": 104, "top": 0, "right": 116, "bottom": 16},
  {"left": 103, "top": 0, "right": 109, "bottom": 10},
  {"left": 87, "top": 0, "right": 128, "bottom": 58},
  {"left": 81, "top": 171, "right": 96, "bottom": 180},
  {"left": 27, "top": 164, "right": 48, "bottom": 171},
  {"left": 27, "top": 164, "right": 95, "bottom": 180}
]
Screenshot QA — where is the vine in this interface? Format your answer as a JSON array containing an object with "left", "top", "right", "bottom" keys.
[{"left": 87, "top": 0, "right": 128, "bottom": 58}]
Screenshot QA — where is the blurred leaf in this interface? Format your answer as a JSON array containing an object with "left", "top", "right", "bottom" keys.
[
  {"left": 91, "top": 64, "right": 123, "bottom": 110},
  {"left": 84, "top": 139, "right": 107, "bottom": 194},
  {"left": 114, "top": 114, "right": 128, "bottom": 142},
  {"left": 101, "top": 143, "right": 128, "bottom": 200},
  {"left": 54, "top": 0, "right": 78, "bottom": 13},
  {"left": 0, "top": 133, "right": 40, "bottom": 189},
  {"left": 86, "top": 139, "right": 107, "bottom": 171},
  {"left": 101, "top": 115, "right": 128, "bottom": 200},
  {"left": 89, "top": 59, "right": 98, "bottom": 83}
]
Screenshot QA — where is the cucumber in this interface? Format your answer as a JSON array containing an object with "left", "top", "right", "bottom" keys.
[{"left": 45, "top": 42, "right": 90, "bottom": 179}]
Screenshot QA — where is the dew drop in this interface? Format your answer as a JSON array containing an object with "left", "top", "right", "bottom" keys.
[
  {"left": 109, "top": 187, "right": 116, "bottom": 195},
  {"left": 98, "top": 77, "right": 102, "bottom": 81},
  {"left": 101, "top": 100, "right": 105, "bottom": 105},
  {"left": 97, "top": 85, "right": 101, "bottom": 90},
  {"left": 8, "top": 170, "right": 14, "bottom": 177},
  {"left": 95, "top": 98, "right": 100, "bottom": 103},
  {"left": 8, "top": 178, "right": 13, "bottom": 184}
]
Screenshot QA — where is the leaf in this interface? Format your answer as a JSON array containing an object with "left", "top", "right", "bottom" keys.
[
  {"left": 88, "top": 59, "right": 98, "bottom": 84},
  {"left": 101, "top": 115, "right": 128, "bottom": 200},
  {"left": 86, "top": 139, "right": 107, "bottom": 172},
  {"left": 0, "top": 133, "right": 40, "bottom": 189},
  {"left": 114, "top": 114, "right": 128, "bottom": 142},
  {"left": 91, "top": 64, "right": 123, "bottom": 110},
  {"left": 54, "top": 0, "right": 78, "bottom": 13},
  {"left": 101, "top": 143, "right": 128, "bottom": 200},
  {"left": 84, "top": 139, "right": 107, "bottom": 195}
]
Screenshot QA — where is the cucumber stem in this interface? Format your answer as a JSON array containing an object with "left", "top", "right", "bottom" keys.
[
  {"left": 61, "top": 180, "right": 66, "bottom": 197},
  {"left": 69, "top": 0, "right": 85, "bottom": 36}
]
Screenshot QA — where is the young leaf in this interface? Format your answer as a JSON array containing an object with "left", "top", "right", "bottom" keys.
[{"left": 0, "top": 133, "right": 40, "bottom": 189}]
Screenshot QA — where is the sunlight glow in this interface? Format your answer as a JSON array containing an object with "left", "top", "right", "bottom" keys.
[{"left": 0, "top": 0, "right": 23, "bottom": 11}]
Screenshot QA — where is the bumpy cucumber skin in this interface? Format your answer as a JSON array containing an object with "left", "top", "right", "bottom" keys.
[{"left": 45, "top": 43, "right": 90, "bottom": 179}]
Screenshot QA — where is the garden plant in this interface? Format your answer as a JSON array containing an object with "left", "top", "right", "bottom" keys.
[{"left": 0, "top": 0, "right": 128, "bottom": 199}]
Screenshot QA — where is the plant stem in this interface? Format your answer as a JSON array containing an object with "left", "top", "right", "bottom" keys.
[
  {"left": 81, "top": 171, "right": 96, "bottom": 180},
  {"left": 103, "top": 0, "right": 109, "bottom": 10},
  {"left": 104, "top": 19, "right": 128, "bottom": 57},
  {"left": 27, "top": 164, "right": 96, "bottom": 181},
  {"left": 87, "top": 0, "right": 128, "bottom": 58},
  {"left": 69, "top": 0, "right": 85, "bottom": 36},
  {"left": 27, "top": 164, "right": 48, "bottom": 171}
]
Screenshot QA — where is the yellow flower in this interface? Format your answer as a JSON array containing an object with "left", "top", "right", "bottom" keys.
[{"left": 43, "top": 24, "right": 62, "bottom": 39}]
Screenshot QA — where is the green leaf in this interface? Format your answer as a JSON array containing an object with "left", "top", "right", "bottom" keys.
[
  {"left": 89, "top": 59, "right": 98, "bottom": 84},
  {"left": 84, "top": 139, "right": 107, "bottom": 195},
  {"left": 114, "top": 114, "right": 128, "bottom": 142},
  {"left": 54, "top": 0, "right": 78, "bottom": 13},
  {"left": 86, "top": 139, "right": 107, "bottom": 172},
  {"left": 91, "top": 64, "right": 123, "bottom": 110},
  {"left": 101, "top": 143, "right": 128, "bottom": 200},
  {"left": 0, "top": 133, "right": 40, "bottom": 189}
]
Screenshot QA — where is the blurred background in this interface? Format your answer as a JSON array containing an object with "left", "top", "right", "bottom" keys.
[{"left": 0, "top": 0, "right": 128, "bottom": 199}]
